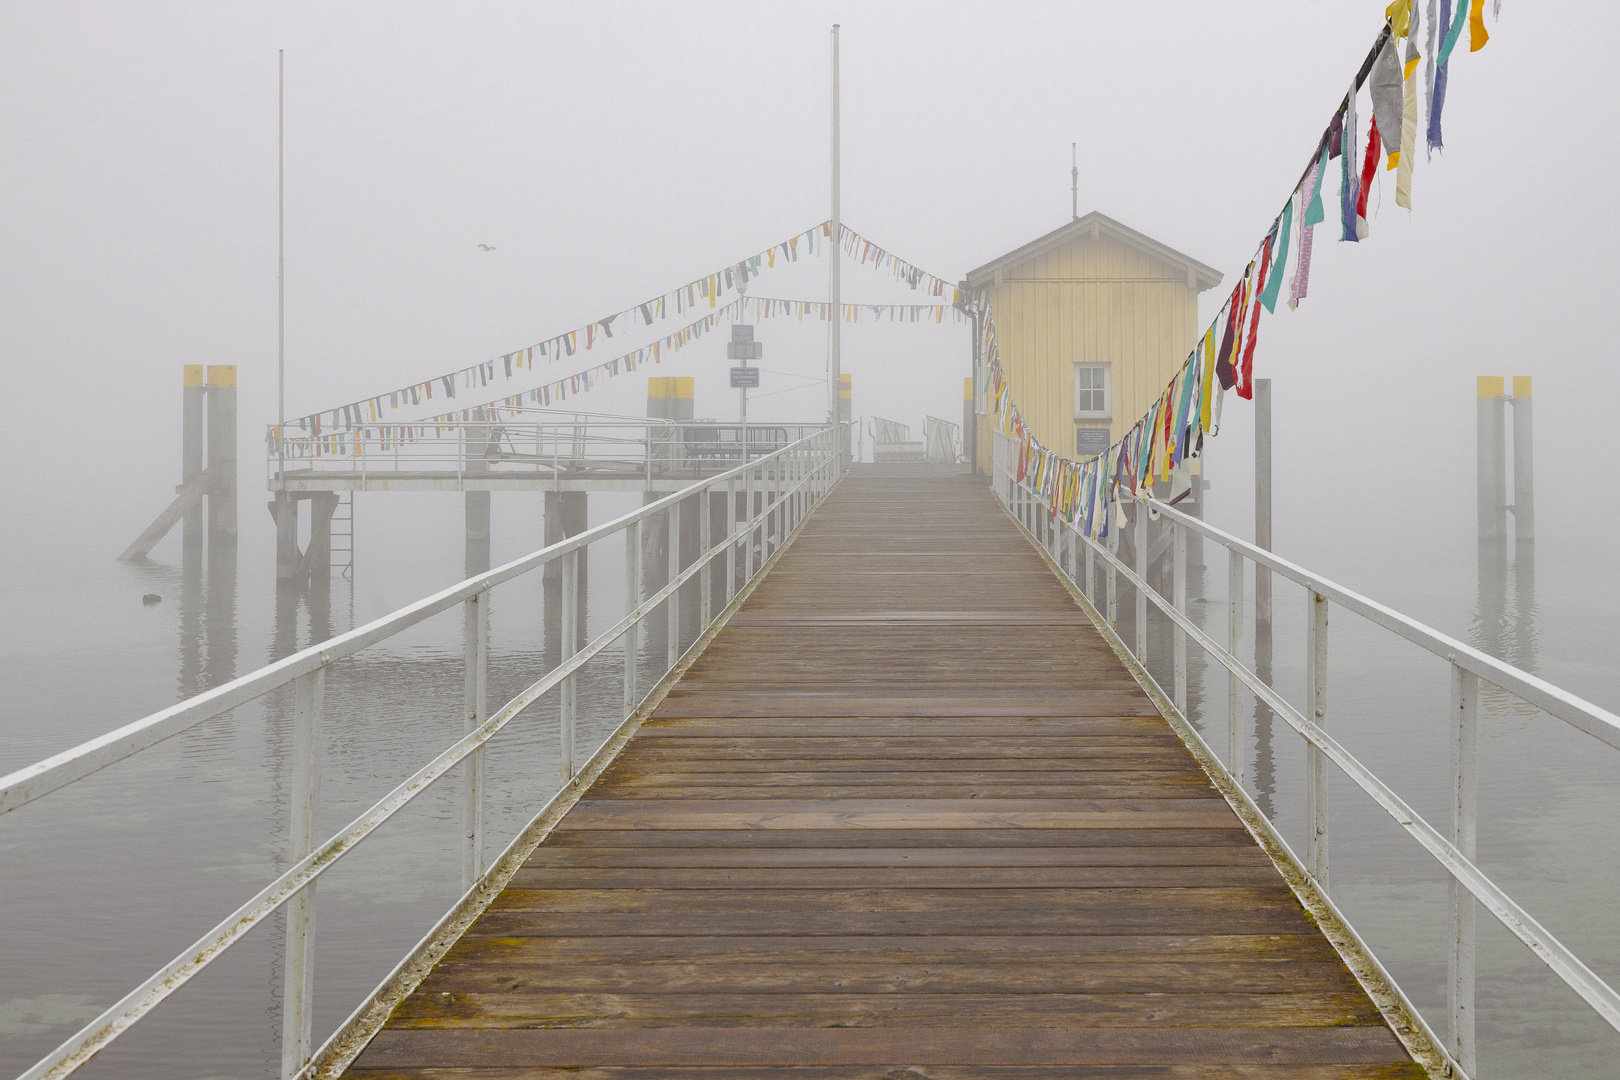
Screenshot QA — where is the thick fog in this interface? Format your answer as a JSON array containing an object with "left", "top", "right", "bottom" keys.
[
  {"left": 6, "top": 5, "right": 1620, "bottom": 1077},
  {"left": 2, "top": 3, "right": 1613, "bottom": 613}
]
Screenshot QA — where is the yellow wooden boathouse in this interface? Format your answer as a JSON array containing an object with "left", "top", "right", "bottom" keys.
[{"left": 967, "top": 212, "right": 1222, "bottom": 475}]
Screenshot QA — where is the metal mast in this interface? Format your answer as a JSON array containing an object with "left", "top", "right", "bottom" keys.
[
  {"left": 829, "top": 25, "right": 841, "bottom": 430},
  {"left": 277, "top": 50, "right": 286, "bottom": 476}
]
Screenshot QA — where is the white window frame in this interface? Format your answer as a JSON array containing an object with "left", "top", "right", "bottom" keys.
[{"left": 1074, "top": 363, "right": 1111, "bottom": 419}]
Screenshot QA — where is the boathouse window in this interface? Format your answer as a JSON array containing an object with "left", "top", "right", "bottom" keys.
[{"left": 1074, "top": 363, "right": 1110, "bottom": 418}]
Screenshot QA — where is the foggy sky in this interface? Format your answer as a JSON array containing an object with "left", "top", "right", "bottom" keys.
[{"left": 2, "top": 1, "right": 1615, "bottom": 626}]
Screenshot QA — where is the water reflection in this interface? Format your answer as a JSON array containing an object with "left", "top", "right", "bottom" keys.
[{"left": 1471, "top": 536, "right": 1538, "bottom": 671}]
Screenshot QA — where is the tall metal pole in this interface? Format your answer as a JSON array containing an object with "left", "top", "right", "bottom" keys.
[
  {"left": 829, "top": 25, "right": 841, "bottom": 445},
  {"left": 277, "top": 50, "right": 285, "bottom": 478}
]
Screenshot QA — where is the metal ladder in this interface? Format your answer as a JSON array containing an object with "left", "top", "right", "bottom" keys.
[{"left": 329, "top": 492, "right": 354, "bottom": 580}]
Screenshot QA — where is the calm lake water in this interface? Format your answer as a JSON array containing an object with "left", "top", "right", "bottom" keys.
[{"left": 2, "top": 474, "right": 1618, "bottom": 1078}]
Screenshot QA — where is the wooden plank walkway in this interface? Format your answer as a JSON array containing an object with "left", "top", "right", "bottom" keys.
[{"left": 349, "top": 465, "right": 1422, "bottom": 1079}]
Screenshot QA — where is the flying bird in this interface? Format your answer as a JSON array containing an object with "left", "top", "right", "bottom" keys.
[{"left": 477, "top": 243, "right": 496, "bottom": 251}]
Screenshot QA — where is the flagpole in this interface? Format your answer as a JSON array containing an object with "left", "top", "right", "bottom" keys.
[
  {"left": 277, "top": 49, "right": 285, "bottom": 477},
  {"left": 829, "top": 24, "right": 841, "bottom": 440}
]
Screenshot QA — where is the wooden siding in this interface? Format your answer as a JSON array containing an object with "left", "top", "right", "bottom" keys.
[{"left": 976, "top": 231, "right": 1201, "bottom": 472}]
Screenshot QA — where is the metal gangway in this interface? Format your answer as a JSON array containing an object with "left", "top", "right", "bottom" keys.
[
  {"left": 923, "top": 414, "right": 961, "bottom": 463},
  {"left": 2, "top": 427, "right": 845, "bottom": 1080},
  {"left": 868, "top": 415, "right": 924, "bottom": 463}
]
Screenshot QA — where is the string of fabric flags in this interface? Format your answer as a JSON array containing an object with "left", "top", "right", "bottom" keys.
[
  {"left": 277, "top": 222, "right": 836, "bottom": 440},
  {"left": 274, "top": 294, "right": 968, "bottom": 458},
  {"left": 280, "top": 222, "right": 965, "bottom": 446},
  {"left": 989, "top": 0, "right": 1497, "bottom": 543}
]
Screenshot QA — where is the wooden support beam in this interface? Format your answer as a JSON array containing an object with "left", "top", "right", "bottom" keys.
[{"left": 119, "top": 464, "right": 220, "bottom": 562}]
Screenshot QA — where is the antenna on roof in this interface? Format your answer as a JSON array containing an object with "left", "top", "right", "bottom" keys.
[{"left": 1071, "top": 142, "right": 1079, "bottom": 221}]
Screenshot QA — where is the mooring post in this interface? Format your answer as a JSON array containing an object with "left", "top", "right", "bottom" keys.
[
  {"left": 1510, "top": 376, "right": 1534, "bottom": 547},
  {"left": 281, "top": 665, "right": 323, "bottom": 1080},
  {"left": 205, "top": 366, "right": 237, "bottom": 563},
  {"left": 1476, "top": 377, "right": 1508, "bottom": 545},
  {"left": 183, "top": 366, "right": 206, "bottom": 566}
]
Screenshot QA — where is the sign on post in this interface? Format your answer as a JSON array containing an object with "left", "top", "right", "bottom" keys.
[{"left": 730, "top": 367, "right": 760, "bottom": 389}]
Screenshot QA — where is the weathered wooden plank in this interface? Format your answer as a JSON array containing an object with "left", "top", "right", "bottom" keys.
[
  {"left": 599, "top": 756, "right": 1203, "bottom": 772},
  {"left": 651, "top": 695, "right": 1165, "bottom": 718},
  {"left": 438, "top": 934, "right": 1339, "bottom": 964},
  {"left": 348, "top": 1066, "right": 1426, "bottom": 1079},
  {"left": 520, "top": 846, "right": 1274, "bottom": 869},
  {"left": 536, "top": 828, "right": 1263, "bottom": 850},
  {"left": 355, "top": 1025, "right": 1409, "bottom": 1067},
  {"left": 632, "top": 718, "right": 1174, "bottom": 737},
  {"left": 462, "top": 909, "right": 1320, "bottom": 939},
  {"left": 390, "top": 991, "right": 1386, "bottom": 1028},
  {"left": 346, "top": 468, "right": 1415, "bottom": 1078},
  {"left": 417, "top": 961, "right": 1363, "bottom": 997},
  {"left": 504, "top": 866, "right": 1285, "bottom": 889},
  {"left": 556, "top": 798, "right": 1239, "bottom": 831}
]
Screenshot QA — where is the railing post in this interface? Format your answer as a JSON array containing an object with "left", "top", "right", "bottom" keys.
[
  {"left": 726, "top": 476, "right": 737, "bottom": 603},
  {"left": 700, "top": 486, "right": 712, "bottom": 629},
  {"left": 1134, "top": 503, "right": 1147, "bottom": 660},
  {"left": 1106, "top": 517, "right": 1118, "bottom": 628},
  {"left": 1228, "top": 549, "right": 1244, "bottom": 786},
  {"left": 560, "top": 555, "right": 577, "bottom": 780},
  {"left": 667, "top": 501, "right": 680, "bottom": 667},
  {"left": 1305, "top": 590, "right": 1329, "bottom": 887},
  {"left": 462, "top": 590, "right": 487, "bottom": 887},
  {"left": 1084, "top": 530, "right": 1095, "bottom": 599},
  {"left": 1173, "top": 521, "right": 1187, "bottom": 714},
  {"left": 624, "top": 522, "right": 639, "bottom": 719},
  {"left": 745, "top": 467, "right": 755, "bottom": 581},
  {"left": 281, "top": 665, "right": 323, "bottom": 1080},
  {"left": 772, "top": 458, "right": 783, "bottom": 553},
  {"left": 1449, "top": 663, "right": 1479, "bottom": 1076}
]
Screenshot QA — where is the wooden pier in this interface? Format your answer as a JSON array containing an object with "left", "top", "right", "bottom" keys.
[{"left": 348, "top": 466, "right": 1421, "bottom": 1078}]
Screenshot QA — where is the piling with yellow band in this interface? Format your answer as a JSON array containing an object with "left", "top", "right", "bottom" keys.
[
  {"left": 1476, "top": 375, "right": 1533, "bottom": 547},
  {"left": 206, "top": 366, "right": 237, "bottom": 552},
  {"left": 182, "top": 367, "right": 207, "bottom": 558},
  {"left": 647, "top": 377, "right": 694, "bottom": 422}
]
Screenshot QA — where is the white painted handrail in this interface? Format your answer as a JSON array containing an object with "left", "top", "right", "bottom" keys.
[
  {"left": 9, "top": 424, "right": 847, "bottom": 1080},
  {"left": 993, "top": 432, "right": 1620, "bottom": 1077}
]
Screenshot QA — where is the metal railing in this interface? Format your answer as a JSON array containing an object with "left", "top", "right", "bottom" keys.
[
  {"left": 992, "top": 432, "right": 1620, "bottom": 1080},
  {"left": 923, "top": 415, "right": 960, "bottom": 464},
  {"left": 2, "top": 424, "right": 847, "bottom": 1080},
  {"left": 265, "top": 411, "right": 828, "bottom": 487}
]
